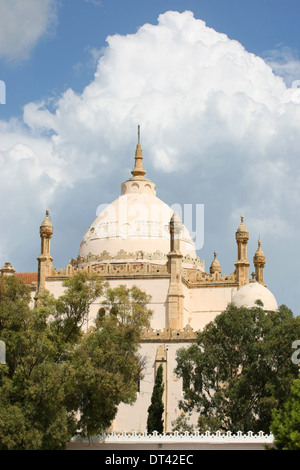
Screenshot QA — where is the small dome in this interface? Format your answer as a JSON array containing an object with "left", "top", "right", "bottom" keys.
[
  {"left": 210, "top": 251, "right": 221, "bottom": 274},
  {"left": 40, "top": 210, "right": 53, "bottom": 236},
  {"left": 236, "top": 215, "right": 249, "bottom": 241},
  {"left": 232, "top": 282, "right": 278, "bottom": 311},
  {"left": 253, "top": 240, "right": 266, "bottom": 265}
]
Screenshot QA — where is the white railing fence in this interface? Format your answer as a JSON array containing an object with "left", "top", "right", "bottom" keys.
[{"left": 69, "top": 430, "right": 274, "bottom": 449}]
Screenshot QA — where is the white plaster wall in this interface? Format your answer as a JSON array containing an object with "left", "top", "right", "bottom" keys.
[
  {"left": 45, "top": 280, "right": 65, "bottom": 298},
  {"left": 112, "top": 341, "right": 195, "bottom": 433},
  {"left": 113, "top": 343, "right": 154, "bottom": 433},
  {"left": 164, "top": 342, "right": 198, "bottom": 430},
  {"left": 183, "top": 284, "right": 236, "bottom": 331}
]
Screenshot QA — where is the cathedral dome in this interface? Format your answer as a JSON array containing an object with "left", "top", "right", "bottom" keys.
[
  {"left": 232, "top": 282, "right": 278, "bottom": 311},
  {"left": 77, "top": 130, "right": 198, "bottom": 265},
  {"left": 78, "top": 192, "right": 197, "bottom": 262}
]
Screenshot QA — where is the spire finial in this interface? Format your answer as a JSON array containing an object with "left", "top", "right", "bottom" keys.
[{"left": 131, "top": 125, "right": 146, "bottom": 178}]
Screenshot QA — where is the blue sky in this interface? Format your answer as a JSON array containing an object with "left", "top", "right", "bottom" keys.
[{"left": 0, "top": 0, "right": 300, "bottom": 315}]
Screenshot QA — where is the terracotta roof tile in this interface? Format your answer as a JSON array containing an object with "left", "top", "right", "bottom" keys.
[{"left": 14, "top": 273, "right": 38, "bottom": 285}]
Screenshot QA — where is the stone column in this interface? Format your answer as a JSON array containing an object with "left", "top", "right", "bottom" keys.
[
  {"left": 36, "top": 210, "right": 53, "bottom": 299},
  {"left": 167, "top": 213, "right": 184, "bottom": 330},
  {"left": 234, "top": 216, "right": 250, "bottom": 288}
]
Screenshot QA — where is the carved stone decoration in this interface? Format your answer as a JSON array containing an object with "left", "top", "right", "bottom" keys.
[
  {"left": 141, "top": 325, "right": 198, "bottom": 342},
  {"left": 48, "top": 260, "right": 171, "bottom": 279},
  {"left": 71, "top": 249, "right": 203, "bottom": 268},
  {"left": 182, "top": 268, "right": 237, "bottom": 285}
]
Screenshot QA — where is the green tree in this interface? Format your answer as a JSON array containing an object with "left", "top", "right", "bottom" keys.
[
  {"left": 0, "top": 274, "right": 152, "bottom": 449},
  {"left": 175, "top": 303, "right": 300, "bottom": 434},
  {"left": 270, "top": 376, "right": 300, "bottom": 450},
  {"left": 74, "top": 284, "right": 152, "bottom": 436},
  {"left": 171, "top": 412, "right": 195, "bottom": 433},
  {"left": 147, "top": 364, "right": 164, "bottom": 434}
]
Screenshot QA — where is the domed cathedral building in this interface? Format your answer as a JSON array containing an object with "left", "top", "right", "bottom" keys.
[{"left": 1, "top": 128, "right": 278, "bottom": 432}]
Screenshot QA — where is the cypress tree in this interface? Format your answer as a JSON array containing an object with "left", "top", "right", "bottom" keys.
[{"left": 147, "top": 363, "right": 164, "bottom": 434}]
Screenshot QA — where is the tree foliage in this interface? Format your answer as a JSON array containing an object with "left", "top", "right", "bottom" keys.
[
  {"left": 0, "top": 274, "right": 152, "bottom": 449},
  {"left": 147, "top": 364, "right": 164, "bottom": 434},
  {"left": 270, "top": 376, "right": 300, "bottom": 450},
  {"left": 175, "top": 303, "right": 300, "bottom": 434}
]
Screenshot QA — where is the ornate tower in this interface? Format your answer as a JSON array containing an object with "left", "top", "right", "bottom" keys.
[
  {"left": 253, "top": 240, "right": 266, "bottom": 286},
  {"left": 234, "top": 216, "right": 250, "bottom": 288},
  {"left": 167, "top": 212, "right": 184, "bottom": 330},
  {"left": 36, "top": 210, "right": 53, "bottom": 297}
]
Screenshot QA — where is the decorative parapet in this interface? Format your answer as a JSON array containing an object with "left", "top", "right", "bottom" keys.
[
  {"left": 141, "top": 324, "right": 198, "bottom": 342},
  {"left": 72, "top": 249, "right": 167, "bottom": 266},
  {"left": 71, "top": 250, "right": 205, "bottom": 269},
  {"left": 96, "top": 262, "right": 169, "bottom": 277},
  {"left": 183, "top": 254, "right": 204, "bottom": 269},
  {"left": 69, "top": 430, "right": 274, "bottom": 449},
  {"left": 182, "top": 268, "right": 237, "bottom": 286},
  {"left": 48, "top": 252, "right": 239, "bottom": 286},
  {"left": 48, "top": 261, "right": 169, "bottom": 279},
  {"left": 104, "top": 430, "right": 273, "bottom": 443},
  {"left": 48, "top": 260, "right": 237, "bottom": 286}
]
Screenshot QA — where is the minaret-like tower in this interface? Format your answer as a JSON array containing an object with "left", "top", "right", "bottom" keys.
[
  {"left": 167, "top": 212, "right": 184, "bottom": 330},
  {"left": 253, "top": 240, "right": 266, "bottom": 286},
  {"left": 234, "top": 216, "right": 250, "bottom": 288},
  {"left": 36, "top": 210, "right": 53, "bottom": 297}
]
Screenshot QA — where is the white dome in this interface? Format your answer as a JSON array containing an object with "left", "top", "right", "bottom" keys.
[
  {"left": 78, "top": 191, "right": 197, "bottom": 263},
  {"left": 232, "top": 282, "right": 278, "bottom": 311},
  {"left": 78, "top": 133, "right": 200, "bottom": 266}
]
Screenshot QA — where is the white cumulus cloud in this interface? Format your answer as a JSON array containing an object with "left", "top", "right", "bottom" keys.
[
  {"left": 1, "top": 10, "right": 300, "bottom": 312},
  {"left": 20, "top": 11, "right": 300, "bottom": 231},
  {"left": 0, "top": 0, "right": 57, "bottom": 62}
]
